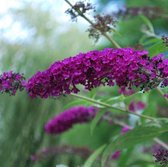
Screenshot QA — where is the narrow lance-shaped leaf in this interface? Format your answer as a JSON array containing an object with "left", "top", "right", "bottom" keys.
[
  {"left": 90, "top": 109, "right": 106, "bottom": 135},
  {"left": 101, "top": 119, "right": 168, "bottom": 166},
  {"left": 83, "top": 144, "right": 106, "bottom": 167}
]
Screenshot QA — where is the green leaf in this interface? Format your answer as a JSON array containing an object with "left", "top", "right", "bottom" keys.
[
  {"left": 140, "top": 15, "right": 154, "bottom": 33},
  {"left": 90, "top": 109, "right": 106, "bottom": 135},
  {"left": 148, "top": 40, "right": 168, "bottom": 56},
  {"left": 139, "top": 36, "right": 160, "bottom": 46},
  {"left": 101, "top": 120, "right": 168, "bottom": 166},
  {"left": 83, "top": 144, "right": 106, "bottom": 167},
  {"left": 129, "top": 160, "right": 155, "bottom": 166},
  {"left": 89, "top": 88, "right": 98, "bottom": 98},
  {"left": 118, "top": 148, "right": 133, "bottom": 167},
  {"left": 142, "top": 91, "right": 157, "bottom": 120}
]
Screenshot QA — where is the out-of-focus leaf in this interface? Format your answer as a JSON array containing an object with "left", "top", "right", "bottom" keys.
[
  {"left": 118, "top": 148, "right": 133, "bottom": 167},
  {"left": 140, "top": 36, "right": 160, "bottom": 46},
  {"left": 129, "top": 160, "right": 155, "bottom": 166},
  {"left": 89, "top": 88, "right": 98, "bottom": 98},
  {"left": 142, "top": 91, "right": 157, "bottom": 120},
  {"left": 83, "top": 144, "right": 106, "bottom": 167},
  {"left": 90, "top": 109, "right": 106, "bottom": 135},
  {"left": 148, "top": 40, "right": 168, "bottom": 56},
  {"left": 101, "top": 119, "right": 168, "bottom": 166},
  {"left": 140, "top": 15, "right": 154, "bottom": 33}
]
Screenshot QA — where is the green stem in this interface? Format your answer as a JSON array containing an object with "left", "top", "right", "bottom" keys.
[
  {"left": 71, "top": 93, "right": 156, "bottom": 121},
  {"left": 64, "top": 0, "right": 121, "bottom": 48}
]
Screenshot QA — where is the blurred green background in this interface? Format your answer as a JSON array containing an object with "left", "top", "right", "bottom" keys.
[{"left": 0, "top": 0, "right": 168, "bottom": 167}]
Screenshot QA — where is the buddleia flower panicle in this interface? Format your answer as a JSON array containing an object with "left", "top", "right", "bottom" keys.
[
  {"left": 26, "top": 48, "right": 168, "bottom": 99},
  {"left": 44, "top": 106, "right": 96, "bottom": 135},
  {"left": 0, "top": 71, "right": 25, "bottom": 95},
  {"left": 153, "top": 149, "right": 168, "bottom": 167},
  {"left": 65, "top": 1, "right": 94, "bottom": 21},
  {"left": 65, "top": 1, "right": 116, "bottom": 42},
  {"left": 88, "top": 14, "right": 116, "bottom": 42}
]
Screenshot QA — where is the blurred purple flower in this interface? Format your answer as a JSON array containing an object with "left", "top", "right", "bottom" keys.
[
  {"left": 164, "top": 94, "right": 168, "bottom": 99},
  {"left": 0, "top": 71, "right": 25, "bottom": 95},
  {"left": 88, "top": 14, "right": 116, "bottom": 42},
  {"left": 128, "top": 101, "right": 146, "bottom": 112},
  {"left": 66, "top": 1, "right": 94, "bottom": 21},
  {"left": 117, "top": 6, "right": 164, "bottom": 19},
  {"left": 143, "top": 144, "right": 162, "bottom": 154},
  {"left": 31, "top": 145, "right": 92, "bottom": 161},
  {"left": 153, "top": 149, "right": 168, "bottom": 167},
  {"left": 26, "top": 48, "right": 168, "bottom": 98},
  {"left": 44, "top": 106, "right": 96, "bottom": 135},
  {"left": 121, "top": 126, "right": 131, "bottom": 134},
  {"left": 111, "top": 150, "right": 121, "bottom": 160}
]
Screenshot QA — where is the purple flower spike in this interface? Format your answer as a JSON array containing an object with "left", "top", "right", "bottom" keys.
[
  {"left": 44, "top": 106, "right": 96, "bottom": 135},
  {"left": 26, "top": 48, "right": 168, "bottom": 98},
  {"left": 0, "top": 71, "right": 25, "bottom": 95}
]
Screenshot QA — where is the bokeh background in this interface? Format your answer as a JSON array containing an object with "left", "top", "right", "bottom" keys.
[{"left": 0, "top": 0, "right": 168, "bottom": 167}]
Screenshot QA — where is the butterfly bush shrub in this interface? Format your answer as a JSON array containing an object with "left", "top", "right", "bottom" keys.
[{"left": 0, "top": 0, "right": 168, "bottom": 167}]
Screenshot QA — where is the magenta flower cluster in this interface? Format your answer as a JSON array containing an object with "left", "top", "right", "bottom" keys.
[
  {"left": 0, "top": 71, "right": 25, "bottom": 95},
  {"left": 26, "top": 48, "right": 168, "bottom": 98},
  {"left": 44, "top": 106, "right": 96, "bottom": 135}
]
